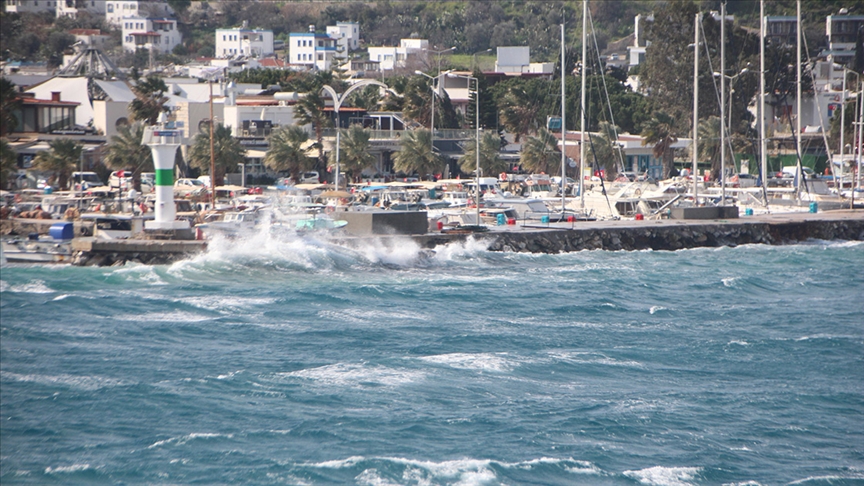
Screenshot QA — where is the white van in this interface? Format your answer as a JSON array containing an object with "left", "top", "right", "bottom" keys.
[{"left": 299, "top": 171, "right": 320, "bottom": 184}]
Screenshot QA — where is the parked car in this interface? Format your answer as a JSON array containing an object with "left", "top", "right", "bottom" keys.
[
  {"left": 109, "top": 170, "right": 133, "bottom": 190},
  {"left": 299, "top": 171, "right": 320, "bottom": 184},
  {"left": 72, "top": 171, "right": 103, "bottom": 190},
  {"left": 729, "top": 173, "right": 758, "bottom": 188},
  {"left": 140, "top": 172, "right": 155, "bottom": 193},
  {"left": 174, "top": 178, "right": 207, "bottom": 196}
]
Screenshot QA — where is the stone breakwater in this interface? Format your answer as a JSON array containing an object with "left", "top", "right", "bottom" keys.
[{"left": 483, "top": 217, "right": 864, "bottom": 253}]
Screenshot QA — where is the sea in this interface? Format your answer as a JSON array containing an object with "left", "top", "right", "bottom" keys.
[{"left": 1, "top": 234, "right": 862, "bottom": 485}]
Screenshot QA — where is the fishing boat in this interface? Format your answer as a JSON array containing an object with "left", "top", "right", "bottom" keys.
[{"left": 1, "top": 222, "right": 74, "bottom": 264}]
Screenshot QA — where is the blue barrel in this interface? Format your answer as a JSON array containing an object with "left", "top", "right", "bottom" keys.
[
  {"left": 49, "top": 222, "right": 74, "bottom": 240},
  {"left": 428, "top": 188, "right": 436, "bottom": 199},
  {"left": 43, "top": 187, "right": 53, "bottom": 195},
  {"left": 541, "top": 215, "right": 550, "bottom": 224},
  {"left": 809, "top": 202, "right": 818, "bottom": 213},
  {"left": 745, "top": 208, "right": 754, "bottom": 216},
  {"left": 496, "top": 213, "right": 505, "bottom": 225}
]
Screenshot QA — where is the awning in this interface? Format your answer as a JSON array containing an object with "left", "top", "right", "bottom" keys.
[{"left": 245, "top": 149, "right": 267, "bottom": 158}]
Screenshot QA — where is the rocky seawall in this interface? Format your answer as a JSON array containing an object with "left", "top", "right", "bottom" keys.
[{"left": 482, "top": 217, "right": 864, "bottom": 253}]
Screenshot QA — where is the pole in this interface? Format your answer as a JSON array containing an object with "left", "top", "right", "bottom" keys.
[
  {"left": 335, "top": 108, "right": 341, "bottom": 190},
  {"left": 579, "top": 0, "right": 587, "bottom": 208},
  {"left": 209, "top": 79, "right": 216, "bottom": 208},
  {"left": 795, "top": 0, "right": 802, "bottom": 198},
  {"left": 561, "top": 23, "right": 567, "bottom": 215},
  {"left": 720, "top": 1, "right": 726, "bottom": 205},
  {"left": 840, "top": 71, "right": 847, "bottom": 189},
  {"left": 693, "top": 12, "right": 700, "bottom": 204},
  {"left": 760, "top": 0, "right": 768, "bottom": 200},
  {"left": 857, "top": 82, "right": 863, "bottom": 193},
  {"left": 474, "top": 76, "right": 480, "bottom": 227}
]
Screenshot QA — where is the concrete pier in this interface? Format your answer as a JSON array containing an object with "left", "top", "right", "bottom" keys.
[{"left": 4, "top": 211, "right": 863, "bottom": 266}]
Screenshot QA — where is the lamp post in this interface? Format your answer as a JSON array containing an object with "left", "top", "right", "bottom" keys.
[
  {"left": 713, "top": 66, "right": 748, "bottom": 204},
  {"left": 320, "top": 79, "right": 390, "bottom": 190},
  {"left": 471, "top": 48, "right": 492, "bottom": 72},
  {"left": 424, "top": 46, "right": 455, "bottom": 75},
  {"left": 838, "top": 67, "right": 860, "bottom": 189},
  {"left": 448, "top": 73, "right": 481, "bottom": 227}
]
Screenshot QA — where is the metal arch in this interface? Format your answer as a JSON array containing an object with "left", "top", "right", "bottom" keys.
[{"left": 320, "top": 79, "right": 391, "bottom": 110}]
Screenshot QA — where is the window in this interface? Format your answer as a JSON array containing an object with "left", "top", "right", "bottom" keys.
[
  {"left": 297, "top": 54, "right": 301, "bottom": 61},
  {"left": 106, "top": 3, "right": 112, "bottom": 11},
  {"left": 223, "top": 35, "right": 226, "bottom": 40}
]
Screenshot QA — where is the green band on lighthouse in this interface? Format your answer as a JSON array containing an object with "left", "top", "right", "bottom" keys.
[{"left": 155, "top": 169, "right": 173, "bottom": 186}]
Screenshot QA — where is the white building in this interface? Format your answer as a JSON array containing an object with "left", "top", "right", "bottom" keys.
[
  {"left": 4, "top": 0, "right": 58, "bottom": 13},
  {"left": 105, "top": 0, "right": 173, "bottom": 26},
  {"left": 289, "top": 30, "right": 337, "bottom": 70},
  {"left": 326, "top": 21, "right": 360, "bottom": 58},
  {"left": 121, "top": 17, "right": 181, "bottom": 54},
  {"left": 57, "top": 0, "right": 106, "bottom": 19},
  {"left": 367, "top": 39, "right": 428, "bottom": 71},
  {"left": 494, "top": 46, "right": 554, "bottom": 74},
  {"left": 215, "top": 27, "right": 274, "bottom": 59}
]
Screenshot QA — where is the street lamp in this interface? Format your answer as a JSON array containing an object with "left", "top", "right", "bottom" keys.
[
  {"left": 447, "top": 72, "right": 481, "bottom": 228},
  {"left": 320, "top": 79, "right": 390, "bottom": 191},
  {"left": 423, "top": 46, "right": 455, "bottom": 75},
  {"left": 714, "top": 68, "right": 749, "bottom": 134},
  {"left": 471, "top": 48, "right": 492, "bottom": 72}
]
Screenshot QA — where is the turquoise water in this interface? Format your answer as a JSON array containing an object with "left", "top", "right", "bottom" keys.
[{"left": 2, "top": 235, "right": 863, "bottom": 485}]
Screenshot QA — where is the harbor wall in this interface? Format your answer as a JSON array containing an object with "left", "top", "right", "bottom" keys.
[{"left": 408, "top": 215, "right": 864, "bottom": 253}]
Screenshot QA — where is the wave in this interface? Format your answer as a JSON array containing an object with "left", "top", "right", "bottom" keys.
[
  {"left": 44, "top": 463, "right": 93, "bottom": 474},
  {"left": 147, "top": 432, "right": 235, "bottom": 449},
  {"left": 1, "top": 371, "right": 132, "bottom": 391},
  {"left": 299, "top": 456, "right": 602, "bottom": 484},
  {"left": 418, "top": 353, "right": 518, "bottom": 373},
  {"left": 622, "top": 466, "right": 702, "bottom": 486},
  {"left": 273, "top": 363, "right": 425, "bottom": 388}
]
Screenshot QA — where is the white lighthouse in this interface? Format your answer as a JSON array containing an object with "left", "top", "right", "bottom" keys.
[{"left": 142, "top": 114, "right": 189, "bottom": 232}]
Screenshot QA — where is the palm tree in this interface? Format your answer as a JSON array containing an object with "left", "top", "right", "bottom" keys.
[
  {"left": 294, "top": 90, "right": 330, "bottom": 172},
  {"left": 129, "top": 76, "right": 168, "bottom": 125},
  {"left": 520, "top": 128, "right": 560, "bottom": 174},
  {"left": 33, "top": 139, "right": 82, "bottom": 190},
  {"left": 459, "top": 131, "right": 507, "bottom": 177},
  {"left": 498, "top": 86, "right": 542, "bottom": 142},
  {"left": 588, "top": 121, "right": 622, "bottom": 181},
  {"left": 187, "top": 124, "right": 245, "bottom": 187},
  {"left": 641, "top": 111, "right": 679, "bottom": 179},
  {"left": 347, "top": 85, "right": 383, "bottom": 112},
  {"left": 331, "top": 124, "right": 374, "bottom": 184},
  {"left": 103, "top": 122, "right": 153, "bottom": 191},
  {"left": 264, "top": 125, "right": 311, "bottom": 182},
  {"left": 393, "top": 129, "right": 445, "bottom": 179},
  {"left": 1, "top": 139, "right": 17, "bottom": 189},
  {"left": 697, "top": 116, "right": 722, "bottom": 181}
]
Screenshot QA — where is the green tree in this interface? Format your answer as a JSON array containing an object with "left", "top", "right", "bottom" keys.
[
  {"left": 640, "top": 111, "right": 680, "bottom": 179},
  {"left": 1, "top": 138, "right": 17, "bottom": 190},
  {"left": 129, "top": 76, "right": 168, "bottom": 125},
  {"left": 1, "top": 78, "right": 21, "bottom": 136},
  {"left": 33, "top": 139, "right": 81, "bottom": 190},
  {"left": 102, "top": 122, "right": 153, "bottom": 191},
  {"left": 187, "top": 124, "right": 245, "bottom": 187},
  {"left": 393, "top": 129, "right": 445, "bottom": 178},
  {"left": 330, "top": 124, "right": 374, "bottom": 184},
  {"left": 264, "top": 125, "right": 311, "bottom": 182},
  {"left": 459, "top": 131, "right": 506, "bottom": 177},
  {"left": 497, "top": 84, "right": 543, "bottom": 142},
  {"left": 519, "top": 128, "right": 559, "bottom": 174}
]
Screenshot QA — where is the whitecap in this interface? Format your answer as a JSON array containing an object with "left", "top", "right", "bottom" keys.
[
  {"left": 721, "top": 277, "right": 739, "bottom": 287},
  {"left": 548, "top": 351, "right": 645, "bottom": 369},
  {"left": 788, "top": 475, "right": 864, "bottom": 485},
  {"left": 728, "top": 340, "right": 750, "bottom": 346},
  {"left": 45, "top": 464, "right": 91, "bottom": 474},
  {"left": 649, "top": 306, "right": 668, "bottom": 315},
  {"left": 148, "top": 432, "right": 234, "bottom": 449},
  {"left": 112, "top": 310, "right": 214, "bottom": 323},
  {"left": 419, "top": 353, "right": 517, "bottom": 372},
  {"left": 9, "top": 280, "right": 53, "bottom": 293},
  {"left": 623, "top": 466, "right": 701, "bottom": 486},
  {"left": 276, "top": 363, "right": 423, "bottom": 388},
  {"left": 1, "top": 371, "right": 130, "bottom": 391}
]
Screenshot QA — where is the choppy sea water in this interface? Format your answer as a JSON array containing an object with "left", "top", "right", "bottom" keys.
[{"left": 1, "top": 234, "right": 862, "bottom": 485}]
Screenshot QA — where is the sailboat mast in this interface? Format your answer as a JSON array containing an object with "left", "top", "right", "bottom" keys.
[
  {"left": 693, "top": 12, "right": 700, "bottom": 203},
  {"left": 579, "top": 0, "right": 587, "bottom": 208},
  {"left": 796, "top": 0, "right": 802, "bottom": 196},
  {"left": 760, "top": 0, "right": 768, "bottom": 197},
  {"left": 720, "top": 1, "right": 726, "bottom": 205},
  {"left": 561, "top": 22, "right": 567, "bottom": 213}
]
